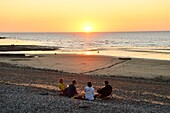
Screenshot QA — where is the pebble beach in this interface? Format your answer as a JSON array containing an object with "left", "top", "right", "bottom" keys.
[{"left": 0, "top": 61, "right": 170, "bottom": 113}]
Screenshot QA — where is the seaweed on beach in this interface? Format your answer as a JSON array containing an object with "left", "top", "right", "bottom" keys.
[
  {"left": 0, "top": 37, "right": 7, "bottom": 39},
  {"left": 0, "top": 45, "right": 59, "bottom": 51}
]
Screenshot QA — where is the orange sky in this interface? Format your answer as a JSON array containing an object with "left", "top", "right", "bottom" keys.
[{"left": 0, "top": 0, "right": 170, "bottom": 32}]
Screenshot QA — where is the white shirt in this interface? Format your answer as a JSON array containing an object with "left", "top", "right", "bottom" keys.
[{"left": 84, "top": 86, "right": 94, "bottom": 100}]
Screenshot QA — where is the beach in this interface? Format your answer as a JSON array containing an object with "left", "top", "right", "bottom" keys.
[
  {"left": 0, "top": 61, "right": 170, "bottom": 113},
  {"left": 0, "top": 53, "right": 170, "bottom": 112},
  {"left": 0, "top": 38, "right": 170, "bottom": 112},
  {"left": 1, "top": 53, "right": 170, "bottom": 79}
]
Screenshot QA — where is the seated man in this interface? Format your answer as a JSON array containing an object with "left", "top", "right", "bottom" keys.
[
  {"left": 66, "top": 80, "right": 78, "bottom": 98},
  {"left": 58, "top": 78, "right": 67, "bottom": 94},
  {"left": 97, "top": 81, "right": 112, "bottom": 98}
]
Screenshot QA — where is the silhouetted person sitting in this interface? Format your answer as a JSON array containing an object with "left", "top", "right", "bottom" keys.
[
  {"left": 66, "top": 80, "right": 78, "bottom": 98},
  {"left": 97, "top": 81, "right": 112, "bottom": 98}
]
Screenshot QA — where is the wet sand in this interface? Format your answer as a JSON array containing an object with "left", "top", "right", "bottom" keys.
[
  {"left": 0, "top": 39, "right": 40, "bottom": 45},
  {"left": 0, "top": 54, "right": 170, "bottom": 79}
]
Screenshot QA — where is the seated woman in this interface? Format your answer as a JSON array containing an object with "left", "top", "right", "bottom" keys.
[
  {"left": 58, "top": 78, "right": 67, "bottom": 94},
  {"left": 84, "top": 82, "right": 95, "bottom": 101},
  {"left": 97, "top": 81, "right": 112, "bottom": 98}
]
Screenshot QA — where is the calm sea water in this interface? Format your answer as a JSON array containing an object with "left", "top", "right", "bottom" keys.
[{"left": 0, "top": 31, "right": 170, "bottom": 51}]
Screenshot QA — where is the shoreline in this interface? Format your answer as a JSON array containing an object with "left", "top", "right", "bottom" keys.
[{"left": 0, "top": 38, "right": 170, "bottom": 61}]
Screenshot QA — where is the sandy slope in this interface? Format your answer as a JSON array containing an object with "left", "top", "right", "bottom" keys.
[
  {"left": 0, "top": 54, "right": 170, "bottom": 79},
  {"left": 0, "top": 62, "right": 170, "bottom": 113}
]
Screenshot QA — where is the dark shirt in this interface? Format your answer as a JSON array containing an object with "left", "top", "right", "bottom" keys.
[
  {"left": 66, "top": 84, "right": 78, "bottom": 97},
  {"left": 101, "top": 85, "right": 112, "bottom": 96}
]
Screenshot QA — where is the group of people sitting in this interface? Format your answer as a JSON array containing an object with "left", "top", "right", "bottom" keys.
[{"left": 58, "top": 78, "right": 112, "bottom": 101}]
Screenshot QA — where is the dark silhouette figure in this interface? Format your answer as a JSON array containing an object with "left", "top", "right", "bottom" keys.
[
  {"left": 97, "top": 81, "right": 112, "bottom": 97},
  {"left": 66, "top": 80, "right": 78, "bottom": 98}
]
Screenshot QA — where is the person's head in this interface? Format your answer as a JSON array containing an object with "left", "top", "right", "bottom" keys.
[
  {"left": 87, "top": 82, "right": 92, "bottom": 87},
  {"left": 72, "top": 80, "right": 77, "bottom": 85},
  {"left": 105, "top": 80, "right": 109, "bottom": 85},
  {"left": 59, "top": 78, "right": 63, "bottom": 83}
]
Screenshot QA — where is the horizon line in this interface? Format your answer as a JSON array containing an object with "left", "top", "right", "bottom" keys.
[{"left": 0, "top": 30, "right": 170, "bottom": 33}]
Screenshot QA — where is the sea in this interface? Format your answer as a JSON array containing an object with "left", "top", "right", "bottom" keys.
[{"left": 0, "top": 31, "right": 170, "bottom": 51}]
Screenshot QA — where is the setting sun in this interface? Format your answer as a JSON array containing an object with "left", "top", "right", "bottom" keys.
[
  {"left": 84, "top": 51, "right": 92, "bottom": 55},
  {"left": 83, "top": 25, "right": 93, "bottom": 32},
  {"left": 83, "top": 23, "right": 94, "bottom": 32}
]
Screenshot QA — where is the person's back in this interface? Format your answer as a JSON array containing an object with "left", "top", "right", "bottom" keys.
[
  {"left": 66, "top": 80, "right": 78, "bottom": 98},
  {"left": 84, "top": 82, "right": 94, "bottom": 101},
  {"left": 58, "top": 78, "right": 66, "bottom": 92},
  {"left": 58, "top": 83, "right": 66, "bottom": 91},
  {"left": 97, "top": 81, "right": 112, "bottom": 97},
  {"left": 103, "top": 84, "right": 112, "bottom": 97}
]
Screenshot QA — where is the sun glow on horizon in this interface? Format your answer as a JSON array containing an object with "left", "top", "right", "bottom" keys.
[
  {"left": 84, "top": 51, "right": 92, "bottom": 55},
  {"left": 84, "top": 26, "right": 92, "bottom": 32},
  {"left": 83, "top": 24, "right": 93, "bottom": 32}
]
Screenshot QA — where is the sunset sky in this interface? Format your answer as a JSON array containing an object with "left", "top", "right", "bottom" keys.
[{"left": 0, "top": 0, "right": 170, "bottom": 32}]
